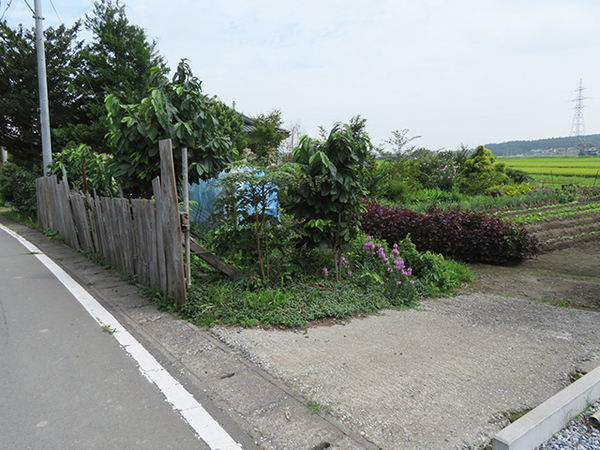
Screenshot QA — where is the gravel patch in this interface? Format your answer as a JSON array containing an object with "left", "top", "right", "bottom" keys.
[{"left": 535, "top": 398, "right": 600, "bottom": 450}]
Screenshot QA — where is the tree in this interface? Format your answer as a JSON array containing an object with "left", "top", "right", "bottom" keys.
[
  {"left": 105, "top": 60, "right": 235, "bottom": 197},
  {"left": 246, "top": 110, "right": 286, "bottom": 162},
  {"left": 0, "top": 21, "right": 83, "bottom": 169},
  {"left": 457, "top": 145, "right": 510, "bottom": 195},
  {"left": 207, "top": 97, "right": 248, "bottom": 153},
  {"left": 74, "top": 0, "right": 167, "bottom": 150},
  {"left": 382, "top": 129, "right": 422, "bottom": 159},
  {"left": 286, "top": 122, "right": 371, "bottom": 280}
]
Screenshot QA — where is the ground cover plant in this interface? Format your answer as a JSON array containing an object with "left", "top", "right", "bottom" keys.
[{"left": 176, "top": 232, "right": 472, "bottom": 329}]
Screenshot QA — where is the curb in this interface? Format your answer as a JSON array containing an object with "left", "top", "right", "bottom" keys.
[{"left": 492, "top": 364, "right": 600, "bottom": 450}]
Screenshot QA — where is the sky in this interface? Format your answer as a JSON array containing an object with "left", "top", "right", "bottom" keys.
[{"left": 3, "top": 0, "right": 600, "bottom": 152}]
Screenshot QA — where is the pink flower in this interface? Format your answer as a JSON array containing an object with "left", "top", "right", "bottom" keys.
[
  {"left": 410, "top": 280, "right": 415, "bottom": 285},
  {"left": 323, "top": 267, "right": 329, "bottom": 277}
]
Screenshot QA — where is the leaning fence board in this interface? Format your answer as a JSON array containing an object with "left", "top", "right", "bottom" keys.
[
  {"left": 71, "top": 194, "right": 92, "bottom": 252},
  {"left": 84, "top": 193, "right": 99, "bottom": 253},
  {"left": 59, "top": 179, "right": 79, "bottom": 250},
  {"left": 158, "top": 140, "right": 186, "bottom": 303}
]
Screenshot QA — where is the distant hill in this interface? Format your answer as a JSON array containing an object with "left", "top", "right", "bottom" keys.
[{"left": 486, "top": 134, "right": 600, "bottom": 156}]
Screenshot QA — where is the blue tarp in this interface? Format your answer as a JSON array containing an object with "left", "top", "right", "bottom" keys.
[{"left": 188, "top": 171, "right": 279, "bottom": 226}]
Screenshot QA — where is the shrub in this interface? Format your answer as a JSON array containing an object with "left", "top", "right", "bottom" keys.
[
  {"left": 360, "top": 200, "right": 540, "bottom": 265},
  {"left": 374, "top": 158, "right": 423, "bottom": 202},
  {"left": 457, "top": 145, "right": 511, "bottom": 195},
  {"left": 0, "top": 162, "right": 39, "bottom": 214},
  {"left": 506, "top": 167, "right": 532, "bottom": 184},
  {"left": 485, "top": 183, "right": 535, "bottom": 198}
]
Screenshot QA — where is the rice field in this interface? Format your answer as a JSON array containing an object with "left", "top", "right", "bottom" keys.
[{"left": 500, "top": 156, "right": 600, "bottom": 187}]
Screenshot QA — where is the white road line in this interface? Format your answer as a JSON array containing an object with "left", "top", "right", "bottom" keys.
[{"left": 0, "top": 224, "right": 243, "bottom": 450}]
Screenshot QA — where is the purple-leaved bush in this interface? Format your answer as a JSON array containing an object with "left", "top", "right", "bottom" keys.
[{"left": 360, "top": 201, "right": 540, "bottom": 265}]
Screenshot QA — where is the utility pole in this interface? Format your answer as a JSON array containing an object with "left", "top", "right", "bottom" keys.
[
  {"left": 570, "top": 78, "right": 586, "bottom": 155},
  {"left": 34, "top": 0, "right": 52, "bottom": 175}
]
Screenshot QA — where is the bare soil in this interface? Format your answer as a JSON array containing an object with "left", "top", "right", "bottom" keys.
[{"left": 460, "top": 220, "right": 600, "bottom": 311}]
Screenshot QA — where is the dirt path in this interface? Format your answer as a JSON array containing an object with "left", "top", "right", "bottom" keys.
[{"left": 460, "top": 239, "right": 600, "bottom": 311}]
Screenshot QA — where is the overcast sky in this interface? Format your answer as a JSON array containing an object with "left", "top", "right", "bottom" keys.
[{"left": 4, "top": 0, "right": 600, "bottom": 151}]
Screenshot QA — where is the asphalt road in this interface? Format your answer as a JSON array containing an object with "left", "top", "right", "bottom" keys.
[{"left": 0, "top": 225, "right": 219, "bottom": 449}]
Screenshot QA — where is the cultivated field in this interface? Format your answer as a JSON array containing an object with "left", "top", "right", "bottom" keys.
[{"left": 500, "top": 156, "right": 600, "bottom": 187}]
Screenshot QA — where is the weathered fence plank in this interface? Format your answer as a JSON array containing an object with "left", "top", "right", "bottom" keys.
[
  {"left": 158, "top": 139, "right": 186, "bottom": 303},
  {"left": 152, "top": 176, "right": 168, "bottom": 295}
]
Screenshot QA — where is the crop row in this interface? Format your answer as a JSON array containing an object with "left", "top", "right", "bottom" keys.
[
  {"left": 505, "top": 203, "right": 600, "bottom": 224},
  {"left": 544, "top": 230, "right": 600, "bottom": 245}
]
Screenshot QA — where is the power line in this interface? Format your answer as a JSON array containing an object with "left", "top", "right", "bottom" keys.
[{"left": 48, "top": 0, "right": 61, "bottom": 23}]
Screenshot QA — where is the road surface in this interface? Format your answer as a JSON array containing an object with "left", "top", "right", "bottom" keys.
[{"left": 0, "top": 224, "right": 244, "bottom": 449}]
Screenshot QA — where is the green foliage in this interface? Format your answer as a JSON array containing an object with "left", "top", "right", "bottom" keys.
[
  {"left": 505, "top": 167, "right": 532, "bottom": 184},
  {"left": 392, "top": 235, "right": 473, "bottom": 296},
  {"left": 381, "top": 129, "right": 423, "bottom": 159},
  {"left": 207, "top": 97, "right": 247, "bottom": 153},
  {"left": 0, "top": 20, "right": 84, "bottom": 168},
  {"left": 247, "top": 110, "right": 286, "bottom": 161},
  {"left": 458, "top": 145, "right": 511, "bottom": 195},
  {"left": 106, "top": 60, "right": 235, "bottom": 197},
  {"left": 48, "top": 143, "right": 117, "bottom": 196},
  {"left": 286, "top": 121, "right": 372, "bottom": 279},
  {"left": 0, "top": 162, "right": 39, "bottom": 214},
  {"left": 74, "top": 0, "right": 168, "bottom": 150},
  {"left": 176, "top": 232, "right": 471, "bottom": 329},
  {"left": 373, "top": 159, "right": 423, "bottom": 202},
  {"left": 417, "top": 151, "right": 460, "bottom": 191},
  {"left": 180, "top": 281, "right": 389, "bottom": 329}
]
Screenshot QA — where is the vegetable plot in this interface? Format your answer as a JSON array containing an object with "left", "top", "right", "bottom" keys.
[{"left": 491, "top": 200, "right": 600, "bottom": 250}]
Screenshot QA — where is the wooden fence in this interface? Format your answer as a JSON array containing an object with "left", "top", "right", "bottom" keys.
[{"left": 36, "top": 140, "right": 186, "bottom": 302}]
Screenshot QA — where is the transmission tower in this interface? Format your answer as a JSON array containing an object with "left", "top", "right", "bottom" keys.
[{"left": 570, "top": 78, "right": 586, "bottom": 151}]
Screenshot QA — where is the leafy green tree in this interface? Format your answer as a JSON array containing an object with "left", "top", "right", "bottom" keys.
[
  {"left": 105, "top": 60, "right": 235, "bottom": 197},
  {"left": 48, "top": 144, "right": 117, "bottom": 197},
  {"left": 457, "top": 145, "right": 510, "bottom": 195},
  {"left": 0, "top": 21, "right": 83, "bottom": 168},
  {"left": 286, "top": 122, "right": 371, "bottom": 280},
  {"left": 73, "top": 0, "right": 167, "bottom": 150},
  {"left": 247, "top": 110, "right": 286, "bottom": 162}
]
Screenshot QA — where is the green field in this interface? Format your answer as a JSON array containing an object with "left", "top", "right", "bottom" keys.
[
  {"left": 499, "top": 156, "right": 600, "bottom": 187},
  {"left": 500, "top": 156, "right": 600, "bottom": 176}
]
